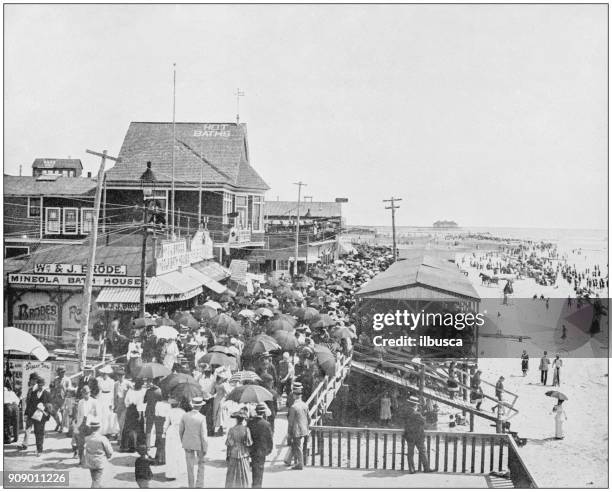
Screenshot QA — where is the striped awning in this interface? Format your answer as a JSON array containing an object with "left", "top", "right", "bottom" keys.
[
  {"left": 182, "top": 267, "right": 227, "bottom": 294},
  {"left": 96, "top": 287, "right": 139, "bottom": 304}
]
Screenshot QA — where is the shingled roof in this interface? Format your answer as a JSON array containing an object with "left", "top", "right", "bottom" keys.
[
  {"left": 106, "top": 122, "right": 269, "bottom": 191},
  {"left": 4, "top": 176, "right": 97, "bottom": 196},
  {"left": 32, "top": 158, "right": 83, "bottom": 171},
  {"left": 264, "top": 201, "right": 342, "bottom": 218},
  {"left": 355, "top": 255, "right": 480, "bottom": 302}
]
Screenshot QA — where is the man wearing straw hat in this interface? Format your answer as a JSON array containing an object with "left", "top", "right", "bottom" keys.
[
  {"left": 179, "top": 396, "right": 208, "bottom": 487},
  {"left": 84, "top": 418, "right": 113, "bottom": 488},
  {"left": 248, "top": 403, "right": 274, "bottom": 487},
  {"left": 402, "top": 396, "right": 432, "bottom": 474},
  {"left": 285, "top": 382, "right": 310, "bottom": 470}
]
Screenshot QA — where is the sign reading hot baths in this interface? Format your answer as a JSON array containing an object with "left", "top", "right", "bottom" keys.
[{"left": 371, "top": 309, "right": 486, "bottom": 347}]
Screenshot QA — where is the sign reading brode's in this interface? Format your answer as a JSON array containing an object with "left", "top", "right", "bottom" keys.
[
  {"left": 34, "top": 263, "right": 128, "bottom": 275},
  {"left": 8, "top": 274, "right": 142, "bottom": 287}
]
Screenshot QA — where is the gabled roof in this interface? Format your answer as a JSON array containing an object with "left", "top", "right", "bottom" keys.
[
  {"left": 355, "top": 255, "right": 480, "bottom": 302},
  {"left": 264, "top": 201, "right": 342, "bottom": 218},
  {"left": 106, "top": 122, "right": 269, "bottom": 191},
  {"left": 32, "top": 158, "right": 83, "bottom": 170},
  {"left": 3, "top": 176, "right": 97, "bottom": 196}
]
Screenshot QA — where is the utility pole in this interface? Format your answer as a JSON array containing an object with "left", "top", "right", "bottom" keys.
[
  {"left": 171, "top": 63, "right": 177, "bottom": 238},
  {"left": 383, "top": 197, "right": 402, "bottom": 262},
  {"left": 80, "top": 149, "right": 120, "bottom": 370},
  {"left": 235, "top": 88, "right": 245, "bottom": 124},
  {"left": 198, "top": 132, "right": 204, "bottom": 228},
  {"left": 293, "top": 181, "right": 306, "bottom": 277}
]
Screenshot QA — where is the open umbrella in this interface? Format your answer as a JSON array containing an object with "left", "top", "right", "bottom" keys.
[
  {"left": 229, "top": 371, "right": 262, "bottom": 384},
  {"left": 173, "top": 311, "right": 200, "bottom": 330},
  {"left": 137, "top": 363, "right": 171, "bottom": 380},
  {"left": 153, "top": 325, "right": 179, "bottom": 339},
  {"left": 159, "top": 373, "right": 197, "bottom": 394},
  {"left": 4, "top": 327, "right": 49, "bottom": 361},
  {"left": 212, "top": 313, "right": 244, "bottom": 336},
  {"left": 170, "top": 382, "right": 208, "bottom": 401},
  {"left": 313, "top": 344, "right": 336, "bottom": 377},
  {"left": 236, "top": 297, "right": 252, "bottom": 306},
  {"left": 209, "top": 345, "right": 234, "bottom": 356},
  {"left": 227, "top": 384, "right": 273, "bottom": 404},
  {"left": 243, "top": 334, "right": 281, "bottom": 358},
  {"left": 133, "top": 317, "right": 157, "bottom": 328},
  {"left": 332, "top": 326, "right": 356, "bottom": 339},
  {"left": 266, "top": 316, "right": 297, "bottom": 334},
  {"left": 545, "top": 390, "right": 568, "bottom": 401},
  {"left": 255, "top": 307, "right": 273, "bottom": 318},
  {"left": 201, "top": 352, "right": 238, "bottom": 370},
  {"left": 310, "top": 314, "right": 336, "bottom": 329},
  {"left": 327, "top": 284, "right": 345, "bottom": 293},
  {"left": 272, "top": 330, "right": 299, "bottom": 351},
  {"left": 293, "top": 307, "right": 320, "bottom": 322},
  {"left": 204, "top": 300, "right": 223, "bottom": 311},
  {"left": 193, "top": 305, "right": 218, "bottom": 322},
  {"left": 156, "top": 317, "right": 176, "bottom": 327},
  {"left": 238, "top": 309, "right": 255, "bottom": 318},
  {"left": 294, "top": 280, "right": 311, "bottom": 289}
]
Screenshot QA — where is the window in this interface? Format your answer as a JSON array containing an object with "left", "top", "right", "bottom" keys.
[
  {"left": 63, "top": 208, "right": 78, "bottom": 234},
  {"left": 5, "top": 246, "right": 29, "bottom": 258},
  {"left": 45, "top": 207, "right": 61, "bottom": 234},
  {"left": 277, "top": 259, "right": 290, "bottom": 271},
  {"left": 222, "top": 192, "right": 233, "bottom": 225},
  {"left": 81, "top": 208, "right": 95, "bottom": 234},
  {"left": 28, "top": 197, "right": 41, "bottom": 218},
  {"left": 235, "top": 195, "right": 248, "bottom": 229},
  {"left": 252, "top": 196, "right": 263, "bottom": 231}
]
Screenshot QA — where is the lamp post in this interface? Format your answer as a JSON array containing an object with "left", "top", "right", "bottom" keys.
[{"left": 140, "top": 161, "right": 157, "bottom": 318}]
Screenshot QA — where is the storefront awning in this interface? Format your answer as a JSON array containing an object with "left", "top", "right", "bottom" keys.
[
  {"left": 182, "top": 266, "right": 227, "bottom": 294},
  {"left": 96, "top": 287, "right": 140, "bottom": 304},
  {"left": 192, "top": 261, "right": 231, "bottom": 282}
]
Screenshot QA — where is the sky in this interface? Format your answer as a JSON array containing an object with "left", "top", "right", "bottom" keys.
[{"left": 4, "top": 4, "right": 608, "bottom": 229}]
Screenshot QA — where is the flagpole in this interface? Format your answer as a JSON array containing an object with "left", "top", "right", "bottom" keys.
[{"left": 171, "top": 63, "right": 176, "bottom": 238}]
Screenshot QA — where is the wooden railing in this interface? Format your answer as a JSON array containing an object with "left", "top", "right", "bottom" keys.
[
  {"left": 309, "top": 425, "right": 537, "bottom": 487},
  {"left": 13, "top": 320, "right": 56, "bottom": 341},
  {"left": 305, "top": 353, "right": 352, "bottom": 425}
]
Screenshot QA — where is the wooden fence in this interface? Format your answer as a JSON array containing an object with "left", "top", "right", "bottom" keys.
[{"left": 308, "top": 425, "right": 537, "bottom": 488}]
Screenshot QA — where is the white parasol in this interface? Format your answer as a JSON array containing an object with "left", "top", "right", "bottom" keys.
[
  {"left": 153, "top": 325, "right": 179, "bottom": 339},
  {"left": 4, "top": 327, "right": 49, "bottom": 361}
]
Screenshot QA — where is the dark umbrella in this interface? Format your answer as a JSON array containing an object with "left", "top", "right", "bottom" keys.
[
  {"left": 193, "top": 306, "right": 218, "bottom": 322},
  {"left": 209, "top": 345, "right": 234, "bottom": 356},
  {"left": 170, "top": 382, "right": 208, "bottom": 401},
  {"left": 309, "top": 270, "right": 326, "bottom": 281},
  {"left": 137, "top": 362, "right": 171, "bottom": 380},
  {"left": 327, "top": 284, "right": 345, "bottom": 293},
  {"left": 174, "top": 311, "right": 200, "bottom": 329},
  {"left": 133, "top": 317, "right": 157, "bottom": 328},
  {"left": 266, "top": 316, "right": 297, "bottom": 334},
  {"left": 212, "top": 313, "right": 244, "bottom": 336},
  {"left": 272, "top": 330, "right": 299, "bottom": 351},
  {"left": 332, "top": 326, "right": 355, "bottom": 339},
  {"left": 313, "top": 344, "right": 336, "bottom": 377},
  {"left": 545, "top": 390, "right": 568, "bottom": 401},
  {"left": 201, "top": 352, "right": 238, "bottom": 370},
  {"left": 227, "top": 385, "right": 273, "bottom": 404},
  {"left": 243, "top": 334, "right": 281, "bottom": 358},
  {"left": 310, "top": 314, "right": 336, "bottom": 329},
  {"left": 159, "top": 373, "right": 197, "bottom": 394},
  {"left": 293, "top": 307, "right": 320, "bottom": 322},
  {"left": 276, "top": 286, "right": 294, "bottom": 299},
  {"left": 236, "top": 296, "right": 252, "bottom": 306},
  {"left": 156, "top": 317, "right": 176, "bottom": 327}
]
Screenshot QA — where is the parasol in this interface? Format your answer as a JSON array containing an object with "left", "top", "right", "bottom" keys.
[
  {"left": 266, "top": 316, "right": 297, "bottom": 334},
  {"left": 238, "top": 309, "right": 255, "bottom": 318},
  {"left": 212, "top": 314, "right": 244, "bottom": 336},
  {"left": 137, "top": 363, "right": 171, "bottom": 380},
  {"left": 310, "top": 314, "right": 336, "bottom": 329},
  {"left": 132, "top": 317, "right": 157, "bottom": 328},
  {"left": 156, "top": 317, "right": 176, "bottom": 327},
  {"left": 193, "top": 305, "right": 218, "bottom": 322},
  {"left": 204, "top": 300, "right": 223, "bottom": 311},
  {"left": 227, "top": 384, "right": 273, "bottom": 404},
  {"left": 545, "top": 390, "right": 568, "bottom": 401},
  {"left": 229, "top": 371, "right": 262, "bottom": 384},
  {"left": 255, "top": 307, "right": 273, "bottom": 318},
  {"left": 153, "top": 325, "right": 179, "bottom": 339},
  {"left": 173, "top": 311, "right": 200, "bottom": 330},
  {"left": 201, "top": 352, "right": 238, "bottom": 370},
  {"left": 243, "top": 334, "right": 281, "bottom": 358},
  {"left": 209, "top": 345, "right": 234, "bottom": 356},
  {"left": 170, "top": 382, "right": 209, "bottom": 401},
  {"left": 4, "top": 327, "right": 49, "bottom": 361},
  {"left": 332, "top": 326, "right": 356, "bottom": 339},
  {"left": 159, "top": 373, "right": 197, "bottom": 394},
  {"left": 293, "top": 307, "right": 320, "bottom": 322},
  {"left": 272, "top": 330, "right": 299, "bottom": 351}
]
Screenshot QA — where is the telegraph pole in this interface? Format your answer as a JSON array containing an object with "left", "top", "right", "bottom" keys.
[
  {"left": 383, "top": 197, "right": 402, "bottom": 262},
  {"left": 293, "top": 181, "right": 306, "bottom": 277},
  {"left": 171, "top": 63, "right": 177, "bottom": 237},
  {"left": 235, "top": 88, "right": 245, "bottom": 124},
  {"left": 80, "top": 149, "right": 120, "bottom": 370}
]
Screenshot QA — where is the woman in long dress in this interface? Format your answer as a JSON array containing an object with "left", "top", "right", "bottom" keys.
[
  {"left": 163, "top": 339, "right": 180, "bottom": 371},
  {"left": 552, "top": 401, "right": 567, "bottom": 439},
  {"left": 120, "top": 379, "right": 146, "bottom": 452},
  {"left": 96, "top": 368, "right": 119, "bottom": 437},
  {"left": 380, "top": 392, "right": 392, "bottom": 426},
  {"left": 225, "top": 408, "right": 252, "bottom": 488},
  {"left": 163, "top": 398, "right": 185, "bottom": 481},
  {"left": 212, "top": 374, "right": 231, "bottom": 435}
]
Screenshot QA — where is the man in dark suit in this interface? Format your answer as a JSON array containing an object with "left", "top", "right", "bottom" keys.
[
  {"left": 248, "top": 403, "right": 274, "bottom": 488},
  {"left": 21, "top": 375, "right": 51, "bottom": 456},
  {"left": 78, "top": 366, "right": 99, "bottom": 398},
  {"left": 402, "top": 396, "right": 432, "bottom": 473}
]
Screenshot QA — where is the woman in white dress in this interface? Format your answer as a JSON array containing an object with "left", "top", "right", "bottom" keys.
[
  {"left": 163, "top": 398, "right": 185, "bottom": 481},
  {"left": 552, "top": 401, "right": 567, "bottom": 439},
  {"left": 163, "top": 339, "right": 180, "bottom": 371},
  {"left": 96, "top": 367, "right": 119, "bottom": 436}
]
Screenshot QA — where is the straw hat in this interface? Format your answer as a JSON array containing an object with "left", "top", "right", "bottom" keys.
[
  {"left": 292, "top": 382, "right": 303, "bottom": 394},
  {"left": 191, "top": 397, "right": 204, "bottom": 407},
  {"left": 99, "top": 365, "right": 113, "bottom": 375},
  {"left": 89, "top": 419, "right": 101, "bottom": 430},
  {"left": 255, "top": 403, "right": 268, "bottom": 416}
]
